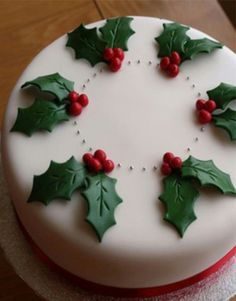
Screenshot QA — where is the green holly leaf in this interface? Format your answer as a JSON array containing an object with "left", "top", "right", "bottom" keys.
[
  {"left": 207, "top": 83, "right": 236, "bottom": 110},
  {"left": 159, "top": 173, "right": 199, "bottom": 237},
  {"left": 182, "top": 38, "right": 223, "bottom": 61},
  {"left": 99, "top": 17, "right": 135, "bottom": 50},
  {"left": 28, "top": 157, "right": 87, "bottom": 205},
  {"left": 81, "top": 173, "right": 123, "bottom": 242},
  {"left": 21, "top": 73, "right": 74, "bottom": 102},
  {"left": 213, "top": 109, "right": 236, "bottom": 141},
  {"left": 11, "top": 98, "right": 69, "bottom": 136},
  {"left": 155, "top": 23, "right": 190, "bottom": 58},
  {"left": 155, "top": 22, "right": 222, "bottom": 63},
  {"left": 66, "top": 24, "right": 107, "bottom": 67},
  {"left": 182, "top": 156, "right": 236, "bottom": 194}
]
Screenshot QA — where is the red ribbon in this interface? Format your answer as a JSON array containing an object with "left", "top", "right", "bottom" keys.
[{"left": 17, "top": 214, "right": 236, "bottom": 298}]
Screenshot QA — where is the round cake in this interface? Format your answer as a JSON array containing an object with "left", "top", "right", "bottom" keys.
[{"left": 2, "top": 16, "right": 236, "bottom": 297}]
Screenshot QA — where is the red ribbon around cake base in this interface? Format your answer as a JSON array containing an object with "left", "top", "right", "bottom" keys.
[{"left": 17, "top": 214, "right": 236, "bottom": 298}]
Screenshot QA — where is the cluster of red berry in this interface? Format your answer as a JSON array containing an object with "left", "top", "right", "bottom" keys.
[
  {"left": 68, "top": 91, "right": 89, "bottom": 116},
  {"left": 161, "top": 152, "right": 182, "bottom": 176},
  {"left": 160, "top": 51, "right": 181, "bottom": 77},
  {"left": 103, "top": 47, "right": 125, "bottom": 72},
  {"left": 83, "top": 149, "right": 115, "bottom": 173},
  {"left": 196, "top": 99, "right": 217, "bottom": 124}
]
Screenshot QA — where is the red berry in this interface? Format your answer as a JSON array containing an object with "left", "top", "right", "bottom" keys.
[
  {"left": 160, "top": 56, "right": 170, "bottom": 70},
  {"left": 196, "top": 99, "right": 206, "bottom": 111},
  {"left": 198, "top": 109, "right": 212, "bottom": 124},
  {"left": 167, "top": 64, "right": 179, "bottom": 77},
  {"left": 109, "top": 57, "right": 122, "bottom": 72},
  {"left": 68, "top": 91, "right": 79, "bottom": 103},
  {"left": 171, "top": 157, "right": 182, "bottom": 169},
  {"left": 161, "top": 162, "right": 172, "bottom": 176},
  {"left": 83, "top": 153, "right": 94, "bottom": 165},
  {"left": 170, "top": 51, "right": 181, "bottom": 65},
  {"left": 163, "top": 152, "right": 175, "bottom": 164},
  {"left": 205, "top": 100, "right": 217, "bottom": 113},
  {"left": 103, "top": 48, "right": 114, "bottom": 61},
  {"left": 113, "top": 48, "right": 124, "bottom": 61},
  {"left": 89, "top": 158, "right": 102, "bottom": 173},
  {"left": 78, "top": 94, "right": 89, "bottom": 107},
  {"left": 94, "top": 149, "right": 107, "bottom": 163},
  {"left": 103, "top": 160, "right": 115, "bottom": 173},
  {"left": 69, "top": 102, "right": 82, "bottom": 116}
]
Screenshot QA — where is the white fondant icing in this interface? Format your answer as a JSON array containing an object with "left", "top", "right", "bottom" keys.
[{"left": 1, "top": 17, "right": 236, "bottom": 288}]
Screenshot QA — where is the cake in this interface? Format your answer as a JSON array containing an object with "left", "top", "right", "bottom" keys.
[{"left": 2, "top": 16, "right": 236, "bottom": 297}]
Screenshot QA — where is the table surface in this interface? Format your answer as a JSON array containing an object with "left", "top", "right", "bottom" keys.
[{"left": 0, "top": 0, "right": 235, "bottom": 300}]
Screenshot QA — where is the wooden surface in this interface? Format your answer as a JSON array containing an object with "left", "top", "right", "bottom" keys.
[{"left": 0, "top": 0, "right": 235, "bottom": 300}]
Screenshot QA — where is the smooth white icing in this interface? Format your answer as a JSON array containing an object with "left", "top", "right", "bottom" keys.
[{"left": 2, "top": 17, "right": 236, "bottom": 288}]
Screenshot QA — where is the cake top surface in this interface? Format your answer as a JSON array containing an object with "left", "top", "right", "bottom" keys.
[{"left": 2, "top": 16, "right": 236, "bottom": 287}]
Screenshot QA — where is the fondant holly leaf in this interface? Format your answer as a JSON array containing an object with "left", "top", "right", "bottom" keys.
[
  {"left": 155, "top": 22, "right": 222, "bottom": 63},
  {"left": 182, "top": 38, "right": 223, "bottom": 61},
  {"left": 21, "top": 73, "right": 74, "bottom": 102},
  {"left": 207, "top": 83, "right": 236, "bottom": 110},
  {"left": 28, "top": 157, "right": 87, "bottom": 205},
  {"left": 159, "top": 173, "right": 199, "bottom": 237},
  {"left": 155, "top": 23, "right": 190, "bottom": 58},
  {"left": 182, "top": 156, "right": 236, "bottom": 194},
  {"left": 66, "top": 24, "right": 107, "bottom": 67},
  {"left": 11, "top": 98, "right": 69, "bottom": 136},
  {"left": 99, "top": 17, "right": 135, "bottom": 50},
  {"left": 213, "top": 109, "right": 236, "bottom": 140},
  {"left": 82, "top": 173, "right": 123, "bottom": 242}
]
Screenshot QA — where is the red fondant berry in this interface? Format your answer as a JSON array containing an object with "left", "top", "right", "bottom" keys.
[
  {"left": 103, "top": 159, "right": 115, "bottom": 173},
  {"left": 167, "top": 64, "right": 179, "bottom": 77},
  {"left": 198, "top": 109, "right": 212, "bottom": 124},
  {"left": 160, "top": 56, "right": 170, "bottom": 70},
  {"left": 68, "top": 91, "right": 79, "bottom": 103},
  {"left": 83, "top": 153, "right": 94, "bottom": 165},
  {"left": 109, "top": 57, "right": 122, "bottom": 72},
  {"left": 89, "top": 158, "right": 103, "bottom": 173},
  {"left": 171, "top": 157, "right": 182, "bottom": 169},
  {"left": 170, "top": 51, "right": 181, "bottom": 65},
  {"left": 161, "top": 162, "right": 172, "bottom": 176},
  {"left": 163, "top": 152, "right": 175, "bottom": 164},
  {"left": 103, "top": 48, "right": 114, "bottom": 61},
  {"left": 78, "top": 94, "right": 89, "bottom": 107},
  {"left": 205, "top": 100, "right": 217, "bottom": 113},
  {"left": 196, "top": 99, "right": 206, "bottom": 111},
  {"left": 69, "top": 102, "right": 82, "bottom": 116},
  {"left": 94, "top": 149, "right": 107, "bottom": 163},
  {"left": 113, "top": 48, "right": 125, "bottom": 61}
]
